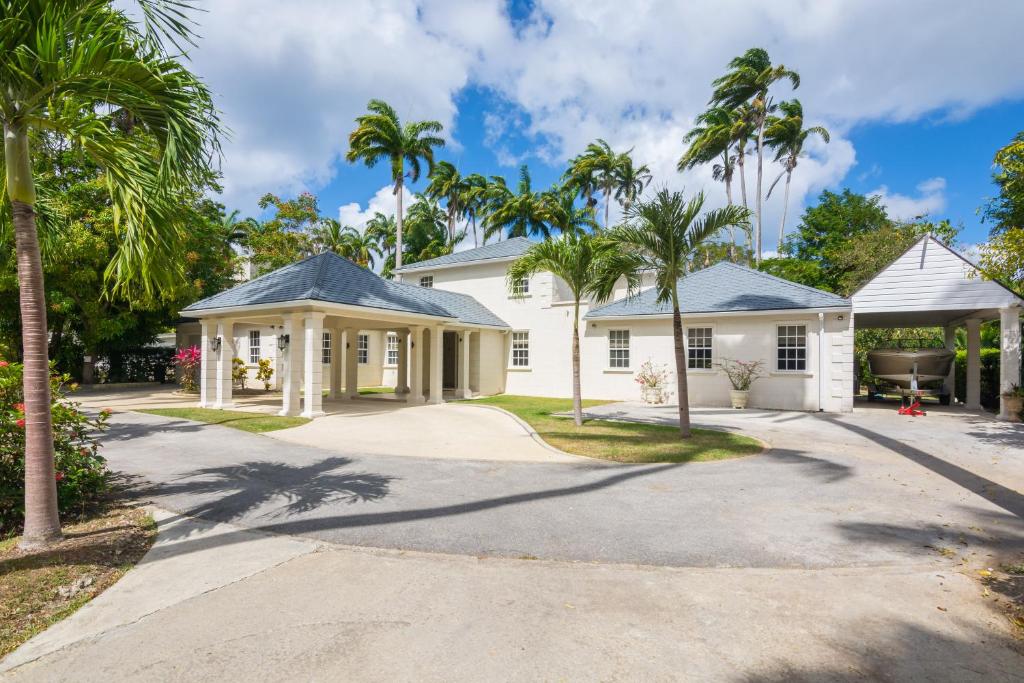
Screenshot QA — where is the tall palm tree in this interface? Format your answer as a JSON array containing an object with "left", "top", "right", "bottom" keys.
[
  {"left": 711, "top": 48, "right": 799, "bottom": 266},
  {"left": 563, "top": 152, "right": 600, "bottom": 220},
  {"left": 342, "top": 229, "right": 380, "bottom": 269},
  {"left": 483, "top": 166, "right": 549, "bottom": 240},
  {"left": 424, "top": 160, "right": 468, "bottom": 244},
  {"left": 1, "top": 0, "right": 220, "bottom": 549},
  {"left": 314, "top": 218, "right": 378, "bottom": 267},
  {"left": 403, "top": 194, "right": 462, "bottom": 264},
  {"left": 540, "top": 184, "right": 597, "bottom": 236},
  {"left": 507, "top": 233, "right": 634, "bottom": 425},
  {"left": 346, "top": 100, "right": 444, "bottom": 271},
  {"left": 613, "top": 155, "right": 652, "bottom": 214},
  {"left": 765, "top": 99, "right": 830, "bottom": 247},
  {"left": 568, "top": 139, "right": 623, "bottom": 229},
  {"left": 609, "top": 190, "right": 751, "bottom": 438},
  {"left": 462, "top": 173, "right": 488, "bottom": 248},
  {"left": 365, "top": 212, "right": 397, "bottom": 270}
]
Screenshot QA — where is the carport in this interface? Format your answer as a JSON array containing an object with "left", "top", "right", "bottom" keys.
[{"left": 852, "top": 235, "right": 1023, "bottom": 419}]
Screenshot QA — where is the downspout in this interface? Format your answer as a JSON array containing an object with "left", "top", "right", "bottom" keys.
[{"left": 817, "top": 312, "right": 826, "bottom": 412}]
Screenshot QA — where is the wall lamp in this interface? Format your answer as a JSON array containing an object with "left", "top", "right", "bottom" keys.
[
  {"left": 209, "top": 336, "right": 222, "bottom": 353},
  {"left": 277, "top": 334, "right": 290, "bottom": 351}
]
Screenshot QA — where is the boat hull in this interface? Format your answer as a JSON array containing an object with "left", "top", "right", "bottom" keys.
[{"left": 867, "top": 349, "right": 955, "bottom": 390}]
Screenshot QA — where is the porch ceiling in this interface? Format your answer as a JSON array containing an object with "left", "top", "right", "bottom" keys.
[{"left": 855, "top": 308, "right": 1004, "bottom": 329}]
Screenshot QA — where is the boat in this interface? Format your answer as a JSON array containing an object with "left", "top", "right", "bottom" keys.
[{"left": 866, "top": 348, "right": 955, "bottom": 390}]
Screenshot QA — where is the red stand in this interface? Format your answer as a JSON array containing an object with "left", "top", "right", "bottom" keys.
[{"left": 898, "top": 396, "right": 926, "bottom": 417}]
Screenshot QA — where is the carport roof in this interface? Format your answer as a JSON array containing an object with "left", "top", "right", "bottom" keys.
[
  {"left": 182, "top": 252, "right": 509, "bottom": 328},
  {"left": 586, "top": 262, "right": 850, "bottom": 319}
]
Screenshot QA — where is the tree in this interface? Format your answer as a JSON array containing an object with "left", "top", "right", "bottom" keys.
[
  {"left": 462, "top": 173, "right": 489, "bottom": 248},
  {"left": 425, "top": 161, "right": 469, "bottom": 244},
  {"left": 978, "top": 229, "right": 1024, "bottom": 296},
  {"left": 482, "top": 166, "right": 549, "bottom": 240},
  {"left": 711, "top": 48, "right": 799, "bottom": 266},
  {"left": 365, "top": 212, "right": 397, "bottom": 276},
  {"left": 1, "top": 0, "right": 220, "bottom": 549},
  {"left": 346, "top": 100, "right": 445, "bottom": 271},
  {"left": 982, "top": 131, "right": 1024, "bottom": 236},
  {"left": 765, "top": 99, "right": 829, "bottom": 247},
  {"left": 403, "top": 194, "right": 462, "bottom": 265},
  {"left": 610, "top": 190, "right": 751, "bottom": 437},
  {"left": 507, "top": 233, "right": 634, "bottom": 425},
  {"left": 248, "top": 193, "right": 317, "bottom": 274},
  {"left": 311, "top": 219, "right": 378, "bottom": 268},
  {"left": 540, "top": 184, "right": 597, "bottom": 236},
  {"left": 613, "top": 155, "right": 652, "bottom": 214},
  {"left": 566, "top": 139, "right": 627, "bottom": 229}
]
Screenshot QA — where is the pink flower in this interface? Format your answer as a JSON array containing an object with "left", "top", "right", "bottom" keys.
[
  {"left": 0, "top": 361, "right": 8, "bottom": 368},
  {"left": 55, "top": 472, "right": 65, "bottom": 482},
  {"left": 13, "top": 403, "right": 24, "bottom": 412},
  {"left": 15, "top": 418, "right": 25, "bottom": 428},
  {"left": 100, "top": 408, "right": 113, "bottom": 416}
]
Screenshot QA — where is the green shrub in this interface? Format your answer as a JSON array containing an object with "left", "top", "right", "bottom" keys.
[
  {"left": 256, "top": 358, "right": 274, "bottom": 391},
  {"left": 0, "top": 360, "right": 110, "bottom": 537},
  {"left": 954, "top": 349, "right": 1001, "bottom": 409},
  {"left": 231, "top": 357, "right": 248, "bottom": 389}
]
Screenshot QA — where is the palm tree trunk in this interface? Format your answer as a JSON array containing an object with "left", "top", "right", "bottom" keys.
[
  {"left": 5, "top": 124, "right": 62, "bottom": 549},
  {"left": 723, "top": 152, "right": 735, "bottom": 262},
  {"left": 671, "top": 294, "right": 691, "bottom": 438},
  {"left": 604, "top": 188, "right": 611, "bottom": 231},
  {"left": 394, "top": 178, "right": 404, "bottom": 272},
  {"left": 572, "top": 301, "right": 582, "bottom": 427},
  {"left": 779, "top": 168, "right": 793, "bottom": 251},
  {"left": 471, "top": 213, "right": 478, "bottom": 248},
  {"left": 755, "top": 119, "right": 765, "bottom": 267},
  {"left": 737, "top": 147, "right": 749, "bottom": 208}
]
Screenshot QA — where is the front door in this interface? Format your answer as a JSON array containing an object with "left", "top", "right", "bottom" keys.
[{"left": 443, "top": 331, "right": 458, "bottom": 389}]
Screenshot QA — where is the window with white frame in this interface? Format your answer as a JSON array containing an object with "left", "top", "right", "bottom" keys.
[
  {"left": 511, "top": 331, "right": 530, "bottom": 368},
  {"left": 608, "top": 329, "right": 630, "bottom": 368},
  {"left": 386, "top": 332, "right": 399, "bottom": 366},
  {"left": 322, "top": 331, "right": 331, "bottom": 365},
  {"left": 687, "top": 327, "right": 713, "bottom": 370},
  {"left": 776, "top": 324, "right": 807, "bottom": 371},
  {"left": 419, "top": 275, "right": 433, "bottom": 288},
  {"left": 510, "top": 276, "right": 529, "bottom": 296},
  {"left": 248, "top": 330, "right": 260, "bottom": 364},
  {"left": 357, "top": 334, "right": 369, "bottom": 364}
]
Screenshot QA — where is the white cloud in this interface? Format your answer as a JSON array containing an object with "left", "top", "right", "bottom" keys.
[
  {"left": 337, "top": 184, "right": 412, "bottom": 230},
  {"left": 869, "top": 177, "right": 947, "bottom": 221}
]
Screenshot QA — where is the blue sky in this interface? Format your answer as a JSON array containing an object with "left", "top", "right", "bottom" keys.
[{"left": 185, "top": 1, "right": 1024, "bottom": 251}]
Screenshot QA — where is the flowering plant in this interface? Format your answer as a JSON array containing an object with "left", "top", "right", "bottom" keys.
[
  {"left": 0, "top": 359, "right": 110, "bottom": 536},
  {"left": 173, "top": 345, "right": 202, "bottom": 392},
  {"left": 717, "top": 358, "right": 765, "bottom": 391},
  {"left": 232, "top": 357, "right": 248, "bottom": 389},
  {"left": 256, "top": 358, "right": 274, "bottom": 391},
  {"left": 634, "top": 360, "right": 671, "bottom": 404}
]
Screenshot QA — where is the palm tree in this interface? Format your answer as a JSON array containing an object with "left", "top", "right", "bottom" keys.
[
  {"left": 424, "top": 161, "right": 468, "bottom": 244},
  {"left": 568, "top": 139, "right": 623, "bottom": 229},
  {"left": 342, "top": 229, "right": 380, "bottom": 269},
  {"left": 563, "top": 153, "right": 600, "bottom": 219},
  {"left": 1, "top": 0, "right": 220, "bottom": 549},
  {"left": 482, "top": 166, "right": 549, "bottom": 240},
  {"left": 462, "top": 173, "right": 488, "bottom": 248},
  {"left": 540, "top": 184, "right": 597, "bottom": 236},
  {"left": 312, "top": 219, "right": 377, "bottom": 267},
  {"left": 346, "top": 100, "right": 445, "bottom": 271},
  {"left": 765, "top": 100, "right": 829, "bottom": 247},
  {"left": 365, "top": 212, "right": 397, "bottom": 272},
  {"left": 403, "top": 194, "right": 462, "bottom": 264},
  {"left": 613, "top": 155, "right": 652, "bottom": 214},
  {"left": 507, "top": 233, "right": 634, "bottom": 425},
  {"left": 609, "top": 190, "right": 751, "bottom": 438},
  {"left": 711, "top": 48, "right": 799, "bottom": 266}
]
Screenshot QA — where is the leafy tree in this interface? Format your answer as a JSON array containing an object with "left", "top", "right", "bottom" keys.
[
  {"left": 312, "top": 219, "right": 379, "bottom": 268},
  {"left": 249, "top": 193, "right": 317, "bottom": 274},
  {"left": 482, "top": 166, "right": 549, "bottom": 240},
  {"left": 507, "top": 233, "right": 634, "bottom": 425},
  {"left": 365, "top": 212, "right": 397, "bottom": 276},
  {"left": 978, "top": 228, "right": 1024, "bottom": 295},
  {"left": 610, "top": 190, "right": 751, "bottom": 437},
  {"left": 0, "top": 0, "right": 220, "bottom": 549},
  {"left": 540, "top": 184, "right": 596, "bottom": 236},
  {"left": 711, "top": 48, "right": 799, "bottom": 265},
  {"left": 765, "top": 99, "right": 829, "bottom": 246},
  {"left": 982, "top": 131, "right": 1024, "bottom": 236},
  {"left": 346, "top": 100, "right": 445, "bottom": 270},
  {"left": 403, "top": 194, "right": 462, "bottom": 265}
]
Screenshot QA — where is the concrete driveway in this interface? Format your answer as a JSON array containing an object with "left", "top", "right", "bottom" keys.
[{"left": 4, "top": 401, "right": 1024, "bottom": 680}]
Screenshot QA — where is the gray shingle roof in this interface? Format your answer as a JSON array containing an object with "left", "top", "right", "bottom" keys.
[
  {"left": 586, "top": 262, "right": 850, "bottom": 318},
  {"left": 394, "top": 237, "right": 534, "bottom": 272},
  {"left": 182, "top": 252, "right": 508, "bottom": 328}
]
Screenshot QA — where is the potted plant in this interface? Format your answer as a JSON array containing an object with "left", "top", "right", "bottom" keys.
[
  {"left": 1002, "top": 384, "right": 1024, "bottom": 423},
  {"left": 717, "top": 358, "right": 765, "bottom": 409},
  {"left": 634, "top": 360, "right": 672, "bottom": 405}
]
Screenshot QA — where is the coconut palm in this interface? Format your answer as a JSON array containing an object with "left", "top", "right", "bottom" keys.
[
  {"left": 613, "top": 155, "right": 652, "bottom": 214},
  {"left": 403, "top": 194, "right": 462, "bottom": 264},
  {"left": 346, "top": 100, "right": 445, "bottom": 270},
  {"left": 765, "top": 100, "right": 830, "bottom": 247},
  {"left": 563, "top": 153, "right": 600, "bottom": 218},
  {"left": 1, "top": 0, "right": 220, "bottom": 548},
  {"left": 482, "top": 166, "right": 549, "bottom": 240},
  {"left": 424, "top": 160, "right": 470, "bottom": 244},
  {"left": 609, "top": 190, "right": 751, "bottom": 438},
  {"left": 341, "top": 229, "right": 380, "bottom": 269},
  {"left": 462, "top": 173, "right": 488, "bottom": 248},
  {"left": 569, "top": 139, "right": 624, "bottom": 229},
  {"left": 711, "top": 48, "right": 799, "bottom": 266},
  {"left": 540, "top": 184, "right": 597, "bottom": 236},
  {"left": 507, "top": 233, "right": 635, "bottom": 425},
  {"left": 365, "top": 212, "right": 397, "bottom": 268}
]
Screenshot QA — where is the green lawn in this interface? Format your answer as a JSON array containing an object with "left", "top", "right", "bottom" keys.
[
  {"left": 139, "top": 408, "right": 309, "bottom": 433},
  {"left": 460, "top": 395, "right": 763, "bottom": 463}
]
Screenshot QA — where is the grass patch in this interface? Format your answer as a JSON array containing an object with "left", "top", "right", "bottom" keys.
[
  {"left": 139, "top": 408, "right": 309, "bottom": 433},
  {"left": 460, "top": 395, "right": 763, "bottom": 463},
  {"left": 0, "top": 504, "right": 156, "bottom": 658},
  {"left": 358, "top": 386, "right": 395, "bottom": 395}
]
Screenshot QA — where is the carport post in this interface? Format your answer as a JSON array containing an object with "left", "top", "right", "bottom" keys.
[
  {"left": 965, "top": 318, "right": 982, "bottom": 410},
  {"left": 279, "top": 313, "right": 303, "bottom": 416},
  {"left": 213, "top": 318, "right": 235, "bottom": 409},
  {"left": 343, "top": 328, "right": 359, "bottom": 400},
  {"left": 456, "top": 330, "right": 472, "bottom": 399},
  {"left": 395, "top": 329, "right": 409, "bottom": 395},
  {"left": 198, "top": 320, "right": 215, "bottom": 408},
  {"left": 429, "top": 325, "right": 443, "bottom": 404},
  {"left": 301, "top": 312, "right": 325, "bottom": 418},
  {"left": 408, "top": 326, "right": 425, "bottom": 403},
  {"left": 943, "top": 325, "right": 957, "bottom": 402},
  {"left": 328, "top": 326, "right": 342, "bottom": 399},
  {"left": 999, "top": 306, "right": 1022, "bottom": 420}
]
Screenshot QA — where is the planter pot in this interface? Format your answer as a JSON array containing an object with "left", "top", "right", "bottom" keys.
[
  {"left": 730, "top": 389, "right": 750, "bottom": 409},
  {"left": 641, "top": 385, "right": 667, "bottom": 405},
  {"left": 1002, "top": 395, "right": 1023, "bottom": 422}
]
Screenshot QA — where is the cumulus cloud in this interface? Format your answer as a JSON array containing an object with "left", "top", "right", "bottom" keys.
[
  {"left": 337, "top": 184, "right": 412, "bottom": 230},
  {"left": 869, "top": 177, "right": 947, "bottom": 221}
]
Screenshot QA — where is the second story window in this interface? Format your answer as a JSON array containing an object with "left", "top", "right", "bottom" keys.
[
  {"left": 510, "top": 276, "right": 529, "bottom": 296},
  {"left": 419, "top": 275, "right": 433, "bottom": 288},
  {"left": 357, "top": 334, "right": 369, "bottom": 364}
]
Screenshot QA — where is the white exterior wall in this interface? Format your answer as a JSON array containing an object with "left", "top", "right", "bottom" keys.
[{"left": 399, "top": 262, "right": 854, "bottom": 412}]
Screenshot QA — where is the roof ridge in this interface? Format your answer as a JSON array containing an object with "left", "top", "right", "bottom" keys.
[{"left": 712, "top": 261, "right": 849, "bottom": 302}]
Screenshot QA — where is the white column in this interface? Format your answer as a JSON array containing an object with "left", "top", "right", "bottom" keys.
[
  {"left": 408, "top": 326, "right": 425, "bottom": 403},
  {"left": 343, "top": 328, "right": 359, "bottom": 399},
  {"left": 396, "top": 329, "right": 409, "bottom": 394},
  {"left": 429, "top": 326, "right": 444, "bottom": 404},
  {"left": 302, "top": 312, "right": 326, "bottom": 418},
  {"left": 944, "top": 324, "right": 957, "bottom": 403},
  {"left": 965, "top": 318, "right": 982, "bottom": 410},
  {"left": 198, "top": 320, "right": 215, "bottom": 408},
  {"left": 213, "top": 319, "right": 235, "bottom": 409},
  {"left": 279, "top": 313, "right": 303, "bottom": 416},
  {"left": 999, "top": 307, "right": 1022, "bottom": 420},
  {"left": 329, "top": 326, "right": 342, "bottom": 399},
  {"left": 456, "top": 330, "right": 473, "bottom": 398}
]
